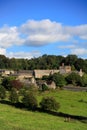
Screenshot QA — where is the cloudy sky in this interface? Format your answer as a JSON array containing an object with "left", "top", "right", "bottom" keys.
[{"left": 0, "top": 0, "right": 87, "bottom": 59}]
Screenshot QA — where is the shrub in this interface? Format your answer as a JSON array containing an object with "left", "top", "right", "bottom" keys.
[
  {"left": 52, "top": 73, "right": 66, "bottom": 87},
  {"left": 42, "top": 84, "right": 49, "bottom": 91},
  {"left": 9, "top": 88, "right": 19, "bottom": 103},
  {"left": 40, "top": 96, "right": 60, "bottom": 111},
  {"left": 22, "top": 92, "right": 38, "bottom": 110},
  {"left": 66, "top": 72, "right": 81, "bottom": 86},
  {"left": 0, "top": 85, "right": 6, "bottom": 99},
  {"left": 10, "top": 80, "right": 23, "bottom": 90}
]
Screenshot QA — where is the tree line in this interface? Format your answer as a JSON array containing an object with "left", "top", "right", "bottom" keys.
[{"left": 0, "top": 54, "right": 87, "bottom": 73}]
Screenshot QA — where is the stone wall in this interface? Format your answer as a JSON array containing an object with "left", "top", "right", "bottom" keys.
[{"left": 34, "top": 69, "right": 59, "bottom": 78}]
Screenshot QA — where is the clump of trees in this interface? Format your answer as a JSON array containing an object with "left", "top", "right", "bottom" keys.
[{"left": 0, "top": 85, "right": 60, "bottom": 112}]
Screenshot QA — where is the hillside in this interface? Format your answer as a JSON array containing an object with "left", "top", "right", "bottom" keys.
[{"left": 0, "top": 90, "right": 87, "bottom": 130}]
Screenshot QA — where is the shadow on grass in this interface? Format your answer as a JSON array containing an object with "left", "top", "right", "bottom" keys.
[
  {"left": 0, "top": 100, "right": 25, "bottom": 109},
  {"left": 0, "top": 100, "right": 87, "bottom": 123},
  {"left": 37, "top": 108, "right": 87, "bottom": 123}
]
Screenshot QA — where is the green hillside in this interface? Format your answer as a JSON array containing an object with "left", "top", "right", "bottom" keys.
[{"left": 0, "top": 90, "right": 87, "bottom": 130}]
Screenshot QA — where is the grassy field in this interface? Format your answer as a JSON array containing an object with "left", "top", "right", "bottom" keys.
[{"left": 0, "top": 90, "right": 87, "bottom": 130}]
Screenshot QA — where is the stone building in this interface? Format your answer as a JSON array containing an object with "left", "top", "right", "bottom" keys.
[
  {"left": 34, "top": 69, "right": 59, "bottom": 78},
  {"left": 0, "top": 69, "right": 14, "bottom": 76},
  {"left": 59, "top": 63, "right": 71, "bottom": 74}
]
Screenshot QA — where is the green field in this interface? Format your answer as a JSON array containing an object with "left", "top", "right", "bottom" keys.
[{"left": 0, "top": 90, "right": 87, "bottom": 130}]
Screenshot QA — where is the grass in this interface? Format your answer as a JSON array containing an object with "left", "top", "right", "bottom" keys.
[{"left": 0, "top": 90, "right": 87, "bottom": 130}]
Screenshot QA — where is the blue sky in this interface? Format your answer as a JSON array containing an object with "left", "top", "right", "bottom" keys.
[{"left": 0, "top": 0, "right": 87, "bottom": 59}]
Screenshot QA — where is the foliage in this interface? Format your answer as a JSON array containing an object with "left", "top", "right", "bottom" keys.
[
  {"left": 52, "top": 73, "right": 66, "bottom": 87},
  {"left": 80, "top": 74, "right": 87, "bottom": 87},
  {"left": 0, "top": 85, "right": 6, "bottom": 99},
  {"left": 22, "top": 92, "right": 38, "bottom": 110},
  {"left": 0, "top": 54, "right": 87, "bottom": 73},
  {"left": 1, "top": 76, "right": 16, "bottom": 90},
  {"left": 9, "top": 88, "right": 19, "bottom": 103},
  {"left": 66, "top": 72, "right": 81, "bottom": 86},
  {"left": 10, "top": 80, "right": 23, "bottom": 90},
  {"left": 42, "top": 84, "right": 49, "bottom": 91},
  {"left": 40, "top": 96, "right": 60, "bottom": 111}
]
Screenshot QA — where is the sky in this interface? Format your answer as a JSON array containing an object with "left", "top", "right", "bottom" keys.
[{"left": 0, "top": 0, "right": 87, "bottom": 59}]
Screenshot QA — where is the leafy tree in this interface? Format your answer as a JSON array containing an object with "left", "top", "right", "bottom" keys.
[
  {"left": 2, "top": 76, "right": 16, "bottom": 90},
  {"left": 0, "top": 85, "right": 6, "bottom": 99},
  {"left": 52, "top": 73, "right": 66, "bottom": 87},
  {"left": 80, "top": 74, "right": 87, "bottom": 87},
  {"left": 10, "top": 80, "right": 23, "bottom": 90},
  {"left": 22, "top": 92, "right": 38, "bottom": 110},
  {"left": 75, "top": 58, "right": 87, "bottom": 73},
  {"left": 9, "top": 88, "right": 19, "bottom": 103},
  {"left": 66, "top": 72, "right": 81, "bottom": 86},
  {"left": 40, "top": 96, "right": 60, "bottom": 111},
  {"left": 63, "top": 55, "right": 77, "bottom": 66}
]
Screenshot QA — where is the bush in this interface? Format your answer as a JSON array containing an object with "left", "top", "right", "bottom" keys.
[
  {"left": 40, "top": 96, "right": 60, "bottom": 111},
  {"left": 66, "top": 72, "right": 81, "bottom": 86},
  {"left": 10, "top": 80, "right": 23, "bottom": 90},
  {"left": 42, "top": 84, "right": 49, "bottom": 91},
  {"left": 52, "top": 73, "right": 66, "bottom": 87},
  {"left": 9, "top": 88, "right": 19, "bottom": 103},
  {"left": 0, "top": 85, "right": 6, "bottom": 99},
  {"left": 22, "top": 92, "right": 38, "bottom": 110}
]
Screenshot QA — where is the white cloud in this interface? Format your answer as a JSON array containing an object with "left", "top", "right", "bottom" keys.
[
  {"left": 0, "top": 25, "right": 24, "bottom": 48},
  {"left": 6, "top": 51, "right": 41, "bottom": 59},
  {"left": 71, "top": 48, "right": 87, "bottom": 55},
  {"left": 19, "top": 19, "right": 71, "bottom": 46},
  {"left": 0, "top": 19, "right": 87, "bottom": 49},
  {"left": 0, "top": 19, "right": 87, "bottom": 59},
  {"left": 0, "top": 48, "right": 6, "bottom": 55},
  {"left": 64, "top": 24, "right": 87, "bottom": 40},
  {"left": 58, "top": 45, "right": 76, "bottom": 49}
]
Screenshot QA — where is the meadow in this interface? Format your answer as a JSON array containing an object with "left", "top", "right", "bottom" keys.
[{"left": 0, "top": 90, "right": 87, "bottom": 130}]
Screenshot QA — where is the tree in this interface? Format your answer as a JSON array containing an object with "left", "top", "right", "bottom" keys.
[
  {"left": 80, "top": 74, "right": 87, "bottom": 87},
  {"left": 2, "top": 76, "right": 16, "bottom": 90},
  {"left": 66, "top": 72, "right": 81, "bottom": 86},
  {"left": 52, "top": 73, "right": 66, "bottom": 87},
  {"left": 0, "top": 85, "right": 6, "bottom": 99},
  {"left": 40, "top": 96, "right": 60, "bottom": 111},
  {"left": 22, "top": 92, "right": 38, "bottom": 110},
  {"left": 9, "top": 88, "right": 19, "bottom": 103},
  {"left": 10, "top": 80, "right": 23, "bottom": 90},
  {"left": 75, "top": 58, "right": 87, "bottom": 73},
  {"left": 64, "top": 55, "right": 77, "bottom": 66}
]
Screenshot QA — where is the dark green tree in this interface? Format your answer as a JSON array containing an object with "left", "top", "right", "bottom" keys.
[
  {"left": 40, "top": 96, "right": 60, "bottom": 111},
  {"left": 2, "top": 76, "right": 16, "bottom": 90},
  {"left": 52, "top": 73, "right": 66, "bottom": 87},
  {"left": 64, "top": 55, "right": 78, "bottom": 66},
  {"left": 66, "top": 72, "right": 81, "bottom": 86},
  {"left": 0, "top": 85, "right": 6, "bottom": 99},
  {"left": 22, "top": 92, "right": 38, "bottom": 110},
  {"left": 80, "top": 74, "right": 87, "bottom": 87},
  {"left": 42, "top": 84, "right": 49, "bottom": 91},
  {"left": 9, "top": 88, "right": 19, "bottom": 103}
]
